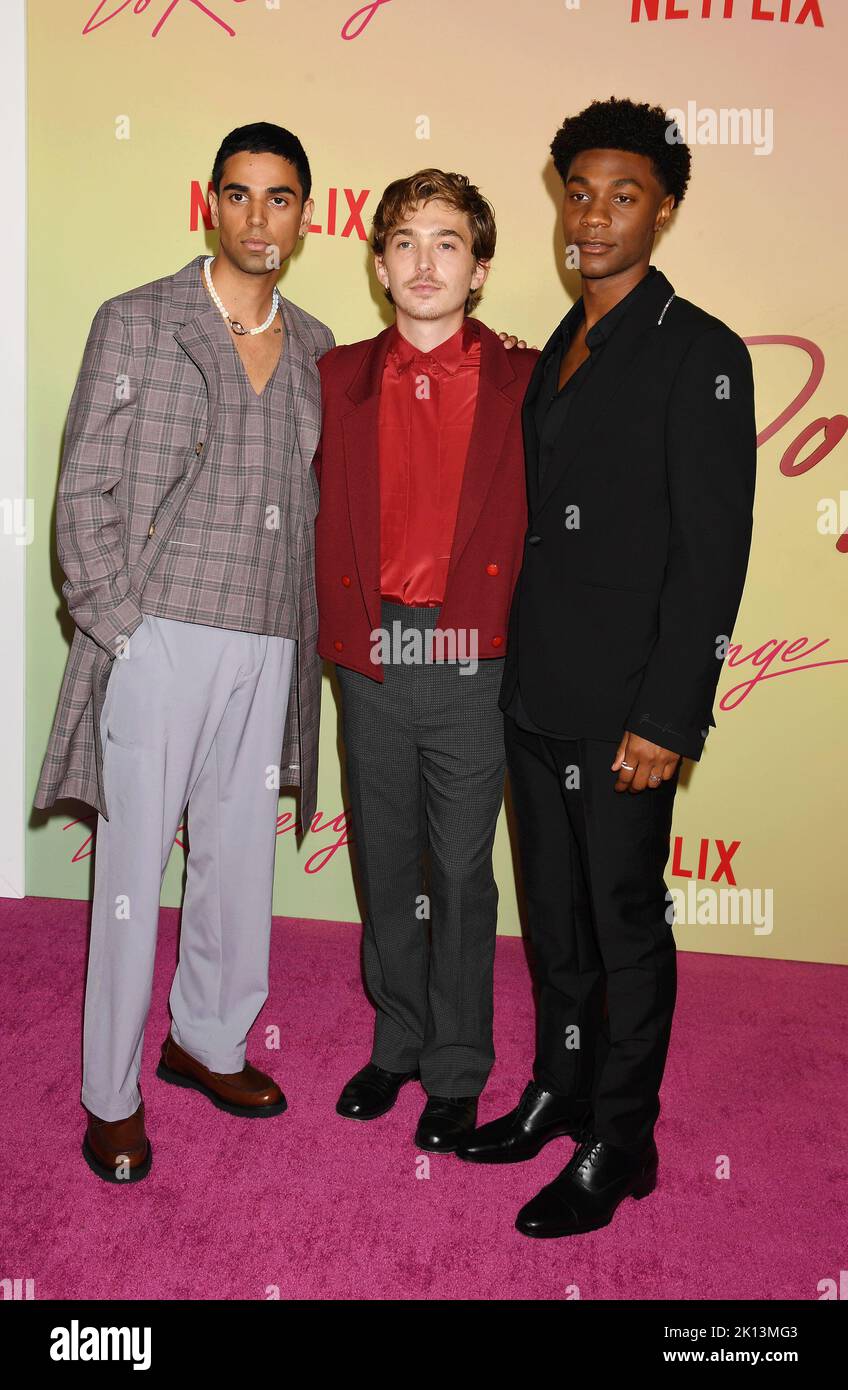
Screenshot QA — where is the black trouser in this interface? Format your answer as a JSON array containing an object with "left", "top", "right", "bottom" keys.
[{"left": 504, "top": 713, "right": 680, "bottom": 1154}]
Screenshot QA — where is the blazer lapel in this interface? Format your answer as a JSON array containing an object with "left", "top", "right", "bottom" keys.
[
  {"left": 532, "top": 271, "right": 676, "bottom": 519},
  {"left": 170, "top": 257, "right": 225, "bottom": 445},
  {"left": 171, "top": 309, "right": 227, "bottom": 497},
  {"left": 341, "top": 328, "right": 394, "bottom": 634},
  {"left": 522, "top": 320, "right": 564, "bottom": 509},
  {"left": 281, "top": 298, "right": 322, "bottom": 469},
  {"left": 444, "top": 322, "right": 520, "bottom": 586},
  {"left": 173, "top": 309, "right": 223, "bottom": 410}
]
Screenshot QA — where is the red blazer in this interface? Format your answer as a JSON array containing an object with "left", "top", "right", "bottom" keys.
[{"left": 313, "top": 320, "right": 539, "bottom": 679}]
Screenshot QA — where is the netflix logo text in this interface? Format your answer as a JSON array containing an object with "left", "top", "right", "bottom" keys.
[
  {"left": 671, "top": 836, "right": 740, "bottom": 884},
  {"left": 667, "top": 839, "right": 774, "bottom": 934},
  {"left": 189, "top": 183, "right": 371, "bottom": 240},
  {"left": 631, "top": 0, "right": 823, "bottom": 25}
]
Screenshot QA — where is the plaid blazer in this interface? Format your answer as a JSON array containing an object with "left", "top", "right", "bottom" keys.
[{"left": 33, "top": 254, "right": 334, "bottom": 830}]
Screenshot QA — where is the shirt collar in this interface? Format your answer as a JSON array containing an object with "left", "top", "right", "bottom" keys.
[
  {"left": 387, "top": 316, "right": 480, "bottom": 375},
  {"left": 560, "top": 264, "right": 659, "bottom": 352}
]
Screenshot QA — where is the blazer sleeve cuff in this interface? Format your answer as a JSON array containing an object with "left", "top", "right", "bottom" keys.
[
  {"left": 86, "top": 596, "right": 145, "bottom": 659},
  {"left": 626, "top": 710, "right": 710, "bottom": 762}
]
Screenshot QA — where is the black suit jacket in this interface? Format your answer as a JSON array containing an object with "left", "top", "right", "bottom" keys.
[{"left": 500, "top": 267, "right": 757, "bottom": 760}]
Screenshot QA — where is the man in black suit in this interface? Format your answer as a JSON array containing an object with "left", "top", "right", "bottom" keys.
[{"left": 457, "top": 97, "right": 757, "bottom": 1237}]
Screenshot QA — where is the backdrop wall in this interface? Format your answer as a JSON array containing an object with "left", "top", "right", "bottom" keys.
[{"left": 25, "top": 0, "right": 847, "bottom": 964}]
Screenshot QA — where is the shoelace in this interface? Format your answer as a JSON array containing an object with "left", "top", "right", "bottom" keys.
[
  {"left": 575, "top": 1138, "right": 606, "bottom": 1174},
  {"left": 521, "top": 1083, "right": 590, "bottom": 1136}
]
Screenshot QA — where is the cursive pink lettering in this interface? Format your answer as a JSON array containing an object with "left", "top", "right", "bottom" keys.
[
  {"left": 721, "top": 635, "right": 848, "bottom": 708},
  {"left": 83, "top": 0, "right": 249, "bottom": 40},
  {"left": 341, "top": 0, "right": 395, "bottom": 40},
  {"left": 746, "top": 335, "right": 848, "bottom": 548}
]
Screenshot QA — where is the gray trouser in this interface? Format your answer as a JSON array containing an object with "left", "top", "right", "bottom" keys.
[
  {"left": 81, "top": 613, "right": 296, "bottom": 1122},
  {"left": 335, "top": 600, "right": 507, "bottom": 1098}
]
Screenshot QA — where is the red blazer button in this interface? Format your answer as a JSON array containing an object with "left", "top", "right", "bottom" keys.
[
  {"left": 333, "top": 639, "right": 344, "bottom": 651},
  {"left": 341, "top": 575, "right": 351, "bottom": 587},
  {"left": 486, "top": 563, "right": 499, "bottom": 576},
  {"left": 491, "top": 635, "right": 503, "bottom": 648}
]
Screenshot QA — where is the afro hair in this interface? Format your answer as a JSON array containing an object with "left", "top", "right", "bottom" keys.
[{"left": 550, "top": 96, "right": 691, "bottom": 206}]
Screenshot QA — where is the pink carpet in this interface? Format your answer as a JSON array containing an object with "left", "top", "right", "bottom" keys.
[{"left": 1, "top": 895, "right": 845, "bottom": 1300}]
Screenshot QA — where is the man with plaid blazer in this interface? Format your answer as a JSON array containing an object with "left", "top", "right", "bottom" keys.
[{"left": 33, "top": 124, "right": 333, "bottom": 1183}]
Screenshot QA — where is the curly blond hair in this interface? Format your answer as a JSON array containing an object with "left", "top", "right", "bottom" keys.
[{"left": 371, "top": 168, "right": 497, "bottom": 314}]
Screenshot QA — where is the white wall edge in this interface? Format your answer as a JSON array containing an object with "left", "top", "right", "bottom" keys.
[{"left": 0, "top": 0, "right": 27, "bottom": 899}]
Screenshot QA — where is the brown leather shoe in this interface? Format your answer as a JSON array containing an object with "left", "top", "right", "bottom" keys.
[
  {"left": 82, "top": 1097, "right": 152, "bottom": 1184},
  {"left": 155, "top": 1033, "right": 287, "bottom": 1117}
]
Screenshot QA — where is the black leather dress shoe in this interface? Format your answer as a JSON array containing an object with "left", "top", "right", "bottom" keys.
[
  {"left": 515, "top": 1134, "right": 658, "bottom": 1238},
  {"left": 456, "top": 1080, "right": 591, "bottom": 1164},
  {"left": 414, "top": 1096, "right": 478, "bottom": 1152},
  {"left": 336, "top": 1062, "right": 418, "bottom": 1120}
]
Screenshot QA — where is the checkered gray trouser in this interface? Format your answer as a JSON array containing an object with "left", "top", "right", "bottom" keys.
[{"left": 335, "top": 600, "right": 507, "bottom": 1097}]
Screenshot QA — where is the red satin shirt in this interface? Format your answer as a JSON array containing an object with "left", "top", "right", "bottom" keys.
[{"left": 378, "top": 317, "right": 481, "bottom": 606}]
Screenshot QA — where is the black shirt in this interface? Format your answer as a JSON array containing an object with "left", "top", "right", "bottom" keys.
[{"left": 505, "top": 267, "right": 659, "bottom": 739}]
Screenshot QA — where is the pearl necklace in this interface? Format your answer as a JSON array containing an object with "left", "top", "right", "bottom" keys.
[{"left": 203, "top": 256, "right": 280, "bottom": 336}]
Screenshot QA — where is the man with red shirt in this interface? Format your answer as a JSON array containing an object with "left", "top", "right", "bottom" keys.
[{"left": 313, "top": 170, "right": 537, "bottom": 1151}]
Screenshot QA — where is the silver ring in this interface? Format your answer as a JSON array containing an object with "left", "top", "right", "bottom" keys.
[
  {"left": 621, "top": 761, "right": 635, "bottom": 771},
  {"left": 649, "top": 773, "right": 661, "bottom": 783}
]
